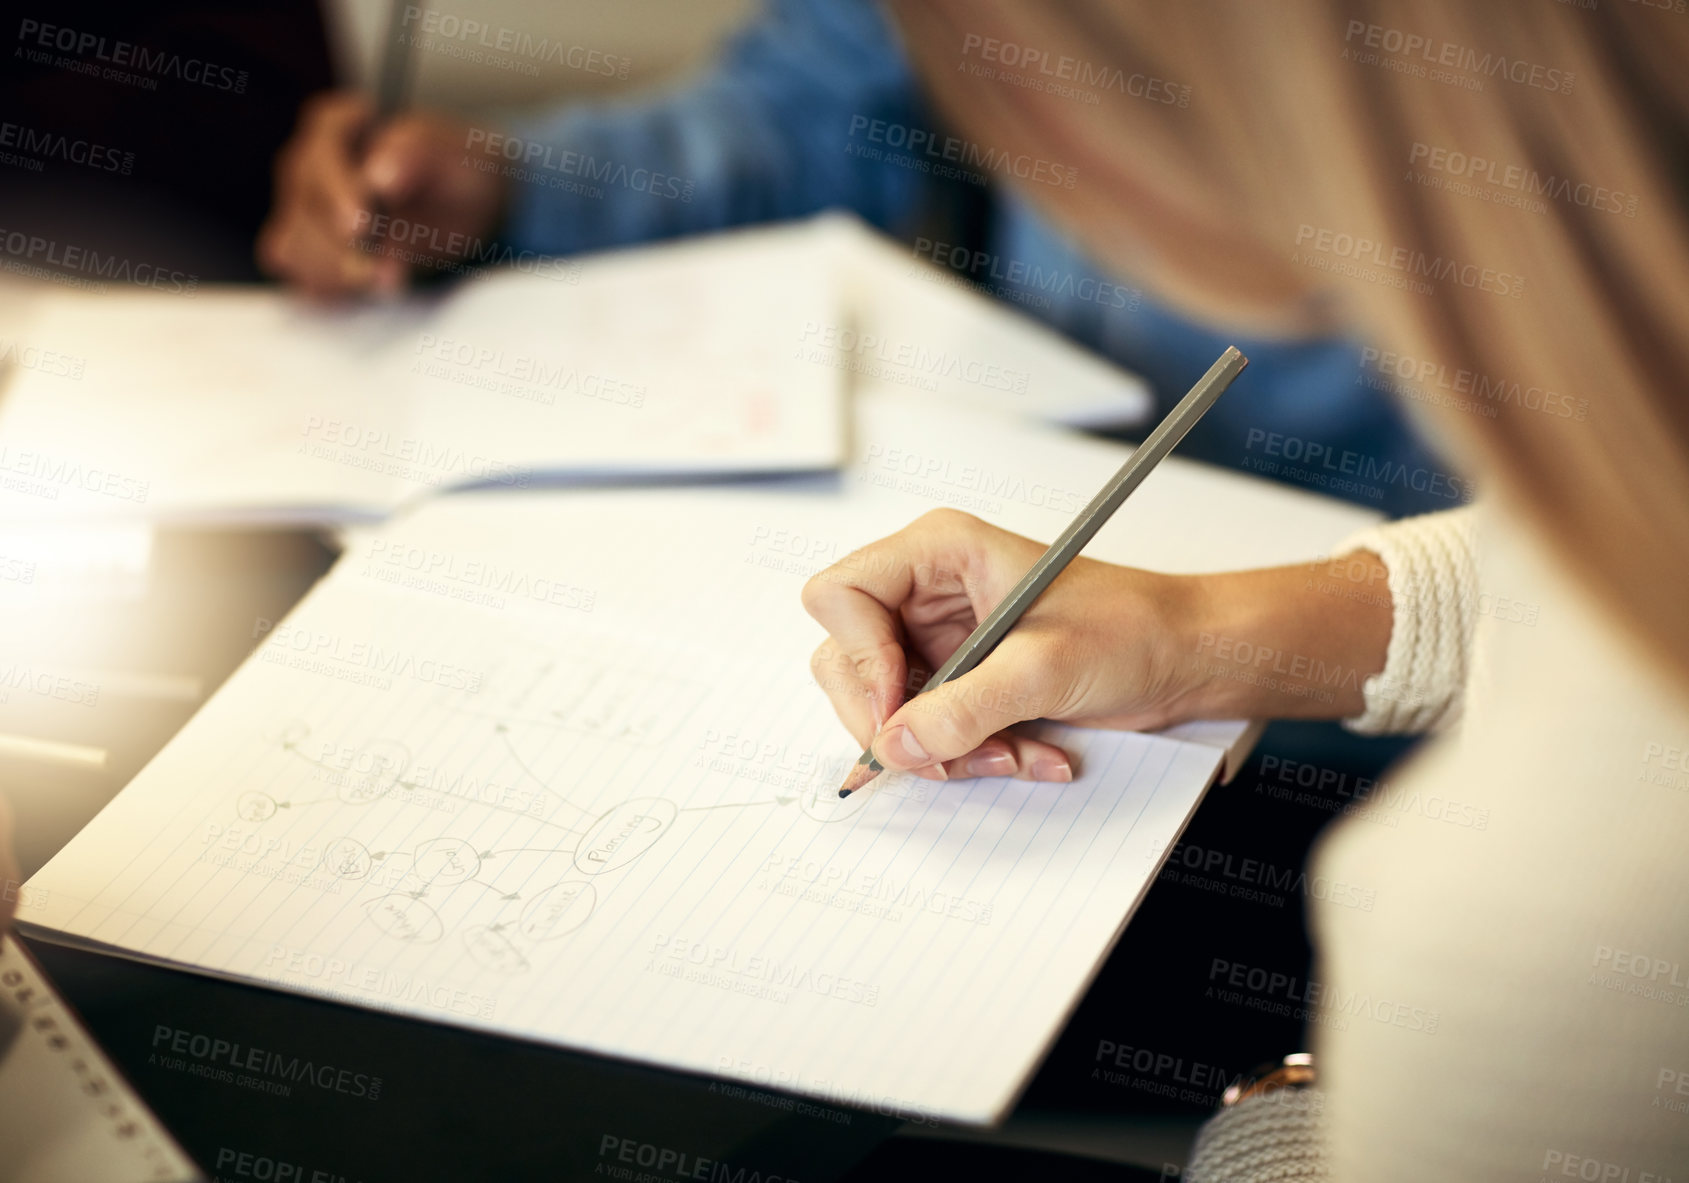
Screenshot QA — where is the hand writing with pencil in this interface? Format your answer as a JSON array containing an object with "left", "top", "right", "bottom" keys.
[
  {"left": 803, "top": 508, "right": 1392, "bottom": 789},
  {"left": 258, "top": 94, "right": 506, "bottom": 300}
]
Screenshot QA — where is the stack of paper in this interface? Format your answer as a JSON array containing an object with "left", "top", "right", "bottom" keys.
[{"left": 18, "top": 390, "right": 1377, "bottom": 1124}]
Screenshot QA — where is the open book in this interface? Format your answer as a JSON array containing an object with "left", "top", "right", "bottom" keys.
[{"left": 17, "top": 391, "right": 1377, "bottom": 1124}]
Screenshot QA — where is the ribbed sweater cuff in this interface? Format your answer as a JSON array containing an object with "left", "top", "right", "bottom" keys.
[
  {"left": 1334, "top": 507, "right": 1480, "bottom": 735},
  {"left": 1188, "top": 1087, "right": 1328, "bottom": 1181}
]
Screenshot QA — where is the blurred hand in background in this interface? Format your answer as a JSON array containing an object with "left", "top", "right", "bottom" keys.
[{"left": 257, "top": 92, "right": 507, "bottom": 300}]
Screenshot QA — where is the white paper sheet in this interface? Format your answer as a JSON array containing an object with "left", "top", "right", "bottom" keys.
[
  {"left": 816, "top": 215, "right": 1152, "bottom": 430},
  {"left": 18, "top": 392, "right": 1379, "bottom": 1124}
]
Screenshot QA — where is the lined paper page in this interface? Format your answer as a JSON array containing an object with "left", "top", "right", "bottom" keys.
[{"left": 19, "top": 393, "right": 1380, "bottom": 1123}]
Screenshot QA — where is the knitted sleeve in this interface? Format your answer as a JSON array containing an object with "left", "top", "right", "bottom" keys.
[
  {"left": 1332, "top": 507, "right": 1480, "bottom": 735},
  {"left": 1186, "top": 1087, "right": 1329, "bottom": 1182}
]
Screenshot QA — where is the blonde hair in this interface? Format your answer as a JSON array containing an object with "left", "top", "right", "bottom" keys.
[{"left": 888, "top": 0, "right": 1689, "bottom": 692}]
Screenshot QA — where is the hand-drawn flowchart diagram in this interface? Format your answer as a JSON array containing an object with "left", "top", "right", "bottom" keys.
[{"left": 226, "top": 657, "right": 880, "bottom": 976}]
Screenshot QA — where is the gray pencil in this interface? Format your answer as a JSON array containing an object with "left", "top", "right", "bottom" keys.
[
  {"left": 837, "top": 346, "right": 1249, "bottom": 797},
  {"left": 358, "top": 0, "right": 418, "bottom": 260},
  {"left": 374, "top": 0, "right": 418, "bottom": 121}
]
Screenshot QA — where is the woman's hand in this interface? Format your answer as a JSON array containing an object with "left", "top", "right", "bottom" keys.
[
  {"left": 803, "top": 509, "right": 1210, "bottom": 782},
  {"left": 802, "top": 509, "right": 1392, "bottom": 782}
]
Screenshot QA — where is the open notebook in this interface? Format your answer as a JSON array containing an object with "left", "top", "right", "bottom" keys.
[
  {"left": 0, "top": 215, "right": 1148, "bottom": 527},
  {"left": 0, "top": 222, "right": 846, "bottom": 525},
  {"left": 18, "top": 392, "right": 1377, "bottom": 1124}
]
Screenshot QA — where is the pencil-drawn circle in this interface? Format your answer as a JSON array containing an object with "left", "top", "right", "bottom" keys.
[
  {"left": 463, "top": 925, "right": 530, "bottom": 974},
  {"left": 519, "top": 881, "right": 595, "bottom": 941},
  {"left": 413, "top": 837, "right": 480, "bottom": 884},
  {"left": 573, "top": 798, "right": 679, "bottom": 876},
  {"left": 363, "top": 894, "right": 443, "bottom": 944},
  {"left": 235, "top": 791, "right": 277, "bottom": 822},
  {"left": 335, "top": 739, "right": 411, "bottom": 805},
  {"left": 322, "top": 837, "right": 373, "bottom": 880},
  {"left": 799, "top": 775, "right": 872, "bottom": 823}
]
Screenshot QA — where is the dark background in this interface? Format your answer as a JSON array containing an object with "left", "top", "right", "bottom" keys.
[{"left": 0, "top": 0, "right": 334, "bottom": 284}]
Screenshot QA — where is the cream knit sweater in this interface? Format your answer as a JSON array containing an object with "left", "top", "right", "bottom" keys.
[{"left": 1305, "top": 503, "right": 1689, "bottom": 1177}]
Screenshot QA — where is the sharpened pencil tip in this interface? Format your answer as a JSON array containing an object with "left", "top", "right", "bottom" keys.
[{"left": 836, "top": 756, "right": 881, "bottom": 799}]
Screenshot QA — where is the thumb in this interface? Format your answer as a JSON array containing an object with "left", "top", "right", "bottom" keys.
[{"left": 871, "top": 636, "right": 1052, "bottom": 772}]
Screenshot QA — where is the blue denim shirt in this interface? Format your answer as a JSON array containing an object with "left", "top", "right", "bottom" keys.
[{"left": 501, "top": 0, "right": 1454, "bottom": 516}]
